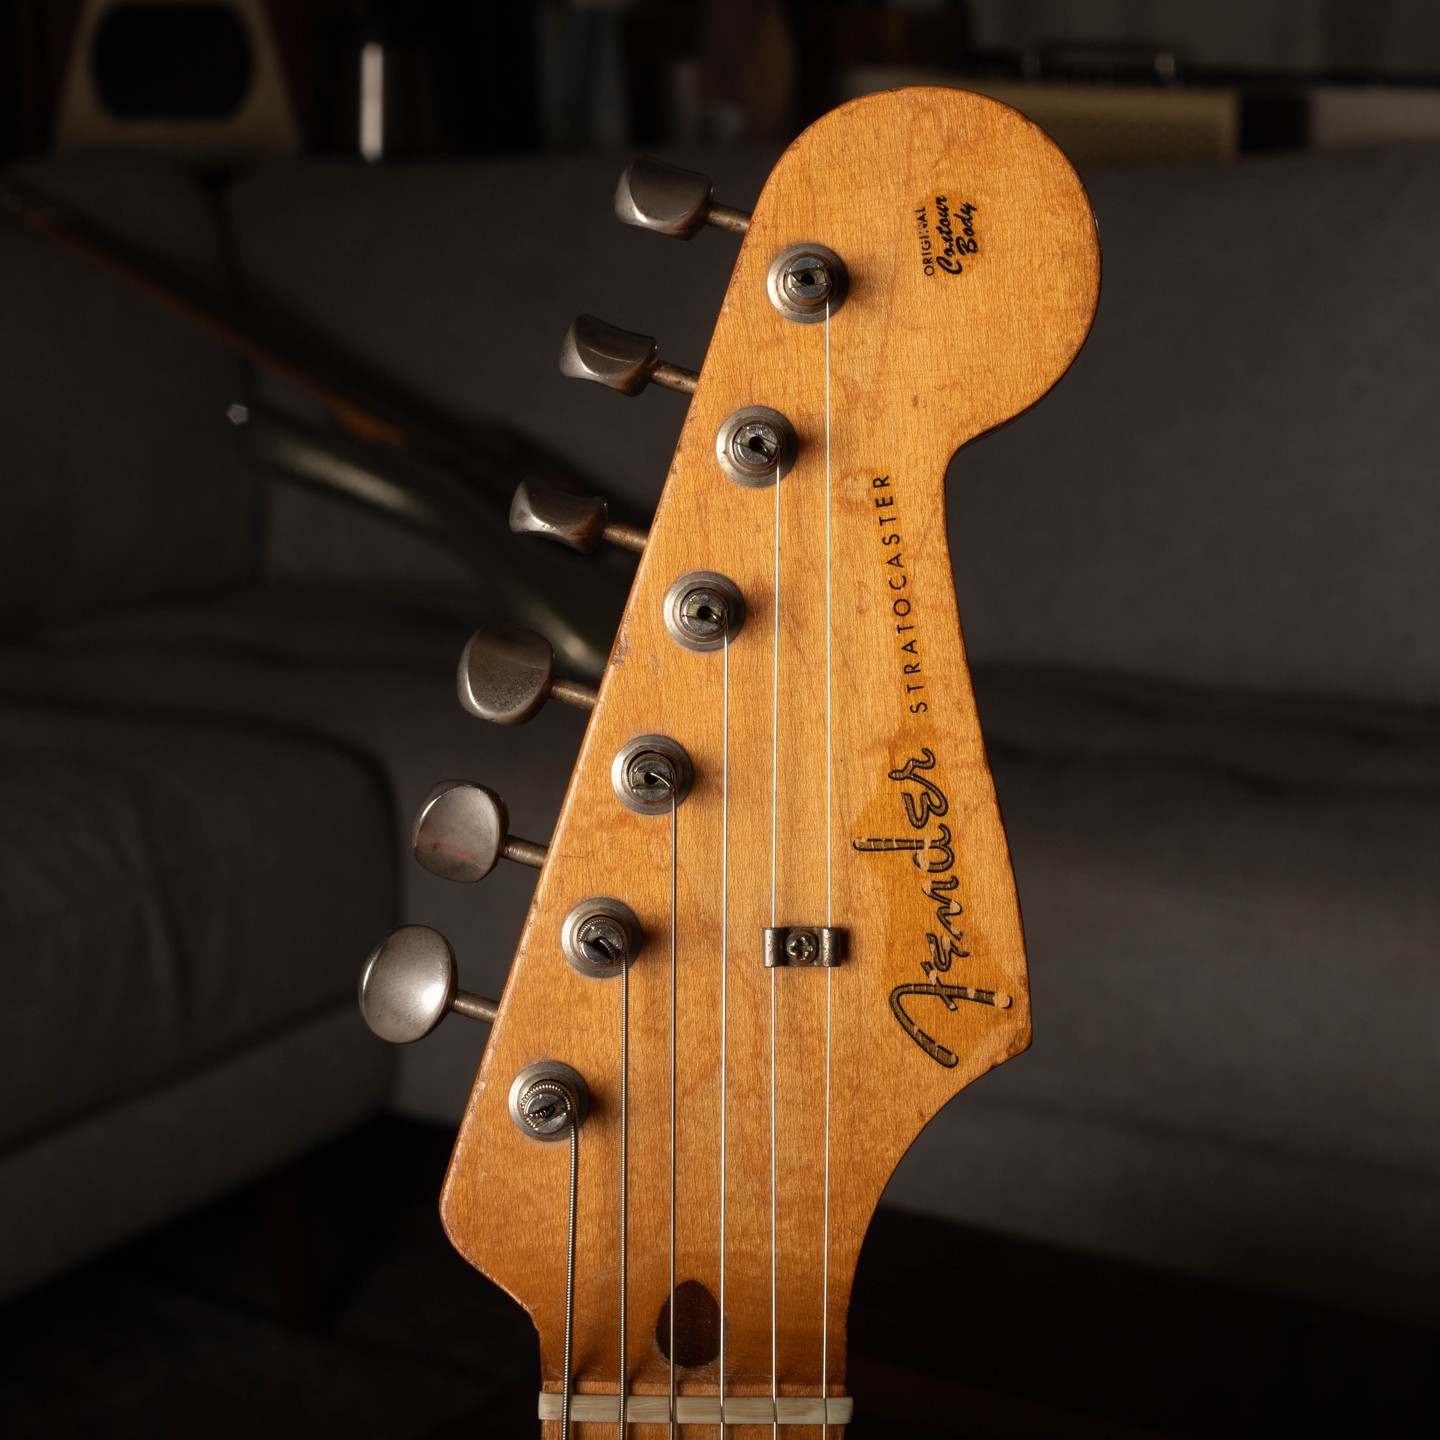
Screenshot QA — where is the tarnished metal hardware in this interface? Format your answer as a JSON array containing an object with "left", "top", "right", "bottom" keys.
[
  {"left": 561, "top": 897, "right": 642, "bottom": 978},
  {"left": 358, "top": 925, "right": 498, "bottom": 1043},
  {"left": 510, "top": 477, "right": 649, "bottom": 555},
  {"left": 767, "top": 242, "right": 849, "bottom": 324},
  {"left": 762, "top": 926, "right": 847, "bottom": 968},
  {"left": 611, "top": 735, "right": 694, "bottom": 815},
  {"left": 457, "top": 624, "right": 598, "bottom": 725},
  {"left": 615, "top": 155, "right": 751, "bottom": 239},
  {"left": 663, "top": 571, "right": 746, "bottom": 652},
  {"left": 509, "top": 1060, "right": 590, "bottom": 1141},
  {"left": 412, "top": 780, "right": 547, "bottom": 883},
  {"left": 715, "top": 405, "right": 798, "bottom": 487},
  {"left": 559, "top": 314, "right": 698, "bottom": 397}
]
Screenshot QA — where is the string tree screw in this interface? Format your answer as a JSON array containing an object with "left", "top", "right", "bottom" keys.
[
  {"left": 767, "top": 242, "right": 848, "bottom": 324},
  {"left": 664, "top": 571, "right": 746, "bottom": 652}
]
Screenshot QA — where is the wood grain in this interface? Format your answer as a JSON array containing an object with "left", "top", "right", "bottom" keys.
[{"left": 440, "top": 86, "right": 1100, "bottom": 1436}]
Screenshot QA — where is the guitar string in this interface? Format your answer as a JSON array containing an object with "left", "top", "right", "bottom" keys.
[
  {"left": 770, "top": 380, "right": 781, "bottom": 1440},
  {"left": 563, "top": 1116, "right": 578, "bottom": 1440},
  {"left": 821, "top": 294, "right": 833, "bottom": 1439},
  {"left": 619, "top": 886, "right": 629, "bottom": 1437},
  {"left": 719, "top": 627, "right": 730, "bottom": 1435},
  {"left": 670, "top": 792, "right": 678, "bottom": 1438}
]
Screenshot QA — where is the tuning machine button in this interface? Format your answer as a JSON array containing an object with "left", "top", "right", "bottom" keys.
[
  {"left": 359, "top": 925, "right": 497, "bottom": 1043},
  {"left": 458, "top": 624, "right": 597, "bottom": 725},
  {"left": 412, "top": 781, "right": 547, "bottom": 882},
  {"left": 510, "top": 477, "right": 648, "bottom": 555},
  {"left": 560, "top": 314, "right": 698, "bottom": 397},
  {"left": 615, "top": 156, "right": 751, "bottom": 239}
]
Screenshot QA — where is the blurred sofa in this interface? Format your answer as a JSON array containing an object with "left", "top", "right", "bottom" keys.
[{"left": 2, "top": 136, "right": 1437, "bottom": 1326}]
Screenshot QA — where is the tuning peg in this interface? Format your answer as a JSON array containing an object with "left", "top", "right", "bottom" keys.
[
  {"left": 457, "top": 624, "right": 597, "bottom": 724},
  {"left": 560, "top": 314, "right": 698, "bottom": 397},
  {"left": 615, "top": 156, "right": 751, "bottom": 239},
  {"left": 359, "top": 925, "right": 497, "bottom": 1043},
  {"left": 509, "top": 476, "right": 648, "bottom": 556},
  {"left": 412, "top": 781, "right": 547, "bottom": 883}
]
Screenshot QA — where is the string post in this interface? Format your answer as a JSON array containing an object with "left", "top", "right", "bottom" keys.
[
  {"left": 612, "top": 735, "right": 694, "bottom": 815},
  {"left": 508, "top": 1060, "right": 590, "bottom": 1141},
  {"left": 664, "top": 570, "right": 747, "bottom": 652},
  {"left": 715, "top": 405, "right": 797, "bottom": 488},
  {"left": 767, "top": 242, "right": 849, "bottom": 324}
]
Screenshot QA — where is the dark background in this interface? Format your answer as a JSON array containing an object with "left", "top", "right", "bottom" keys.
[{"left": 2, "top": 3, "right": 1439, "bottom": 1437}]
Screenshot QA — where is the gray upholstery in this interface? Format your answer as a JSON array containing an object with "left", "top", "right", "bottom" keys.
[
  {"left": 979, "top": 673, "right": 1440, "bottom": 1171},
  {"left": 952, "top": 144, "right": 1440, "bottom": 707},
  {"left": 0, "top": 703, "right": 395, "bottom": 1151},
  {"left": 0, "top": 1003, "right": 388, "bottom": 1303},
  {"left": 0, "top": 158, "right": 260, "bottom": 636},
  {"left": 0, "top": 584, "right": 585, "bottom": 1124}
]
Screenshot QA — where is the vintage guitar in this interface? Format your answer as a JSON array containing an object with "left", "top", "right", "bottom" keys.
[{"left": 359, "top": 87, "right": 1099, "bottom": 1436}]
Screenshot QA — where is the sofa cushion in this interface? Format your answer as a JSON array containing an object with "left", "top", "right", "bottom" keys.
[
  {"left": 0, "top": 156, "right": 260, "bottom": 637},
  {"left": 951, "top": 142, "right": 1440, "bottom": 708},
  {"left": 0, "top": 704, "right": 395, "bottom": 1152},
  {"left": 969, "top": 669, "right": 1440, "bottom": 1178}
]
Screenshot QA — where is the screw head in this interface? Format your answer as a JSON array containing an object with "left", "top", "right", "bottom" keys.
[{"left": 785, "top": 929, "right": 819, "bottom": 963}]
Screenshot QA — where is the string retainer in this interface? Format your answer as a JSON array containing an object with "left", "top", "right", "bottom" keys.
[{"left": 762, "top": 926, "right": 846, "bottom": 968}]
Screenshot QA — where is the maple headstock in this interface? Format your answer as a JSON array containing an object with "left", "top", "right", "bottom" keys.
[{"left": 438, "top": 87, "right": 1098, "bottom": 1435}]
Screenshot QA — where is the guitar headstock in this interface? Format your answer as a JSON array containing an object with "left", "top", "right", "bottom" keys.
[{"left": 362, "top": 86, "right": 1097, "bottom": 1435}]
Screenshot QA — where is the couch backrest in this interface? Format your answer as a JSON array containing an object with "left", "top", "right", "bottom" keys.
[
  {"left": 950, "top": 141, "right": 1440, "bottom": 708},
  {"left": 228, "top": 141, "right": 1440, "bottom": 707},
  {"left": 0, "top": 157, "right": 260, "bottom": 637}
]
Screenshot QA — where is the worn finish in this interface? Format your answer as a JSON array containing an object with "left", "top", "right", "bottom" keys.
[{"left": 442, "top": 87, "right": 1099, "bottom": 1436}]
